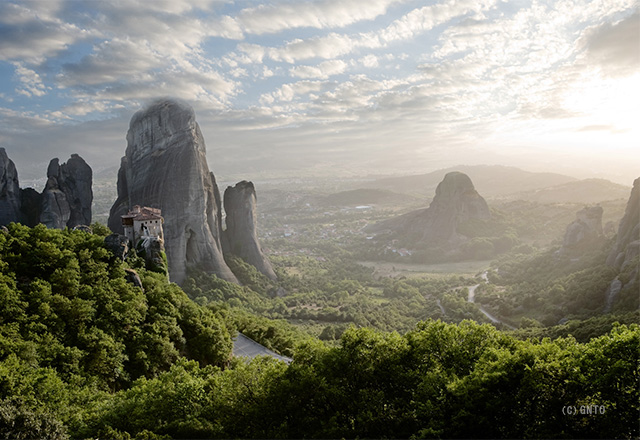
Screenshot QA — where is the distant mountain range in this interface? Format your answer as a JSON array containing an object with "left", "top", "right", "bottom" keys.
[
  {"left": 499, "top": 178, "right": 631, "bottom": 203},
  {"left": 358, "top": 165, "right": 631, "bottom": 204},
  {"left": 362, "top": 165, "right": 578, "bottom": 198}
]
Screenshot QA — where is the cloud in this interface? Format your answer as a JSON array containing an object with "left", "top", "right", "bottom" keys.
[
  {"left": 577, "top": 124, "right": 615, "bottom": 132},
  {"left": 207, "top": 15, "right": 245, "bottom": 40},
  {"left": 239, "top": 0, "right": 498, "bottom": 63},
  {"left": 59, "top": 38, "right": 164, "bottom": 87},
  {"left": 0, "top": 2, "right": 87, "bottom": 62},
  {"left": 110, "top": 0, "right": 223, "bottom": 15},
  {"left": 267, "top": 33, "right": 358, "bottom": 63},
  {"left": 411, "top": 0, "right": 638, "bottom": 127},
  {"left": 1, "top": 0, "right": 638, "bottom": 184},
  {"left": 290, "top": 60, "right": 348, "bottom": 79},
  {"left": 262, "top": 66, "right": 274, "bottom": 78},
  {"left": 260, "top": 80, "right": 330, "bottom": 103},
  {"left": 0, "top": 110, "right": 129, "bottom": 181},
  {"left": 376, "top": 0, "right": 496, "bottom": 44},
  {"left": 49, "top": 3, "right": 240, "bottom": 112},
  {"left": 237, "top": 0, "right": 404, "bottom": 35},
  {"left": 0, "top": 106, "right": 54, "bottom": 134},
  {"left": 359, "top": 54, "right": 379, "bottom": 68},
  {"left": 582, "top": 12, "right": 639, "bottom": 77},
  {"left": 1, "top": 0, "right": 239, "bottom": 107},
  {"left": 83, "top": 67, "right": 237, "bottom": 107},
  {"left": 12, "top": 62, "right": 48, "bottom": 97},
  {"left": 58, "top": 100, "right": 124, "bottom": 117}
]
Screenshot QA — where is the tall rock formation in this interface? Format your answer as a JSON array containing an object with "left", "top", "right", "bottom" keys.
[
  {"left": 607, "top": 178, "right": 639, "bottom": 270},
  {"left": 20, "top": 188, "right": 42, "bottom": 227},
  {"left": 560, "top": 206, "right": 603, "bottom": 254},
  {"left": 604, "top": 177, "right": 639, "bottom": 312},
  {"left": 40, "top": 155, "right": 93, "bottom": 229},
  {"left": 367, "top": 171, "right": 490, "bottom": 246},
  {"left": 0, "top": 148, "right": 22, "bottom": 226},
  {"left": 223, "top": 181, "right": 277, "bottom": 280},
  {"left": 108, "top": 99, "right": 238, "bottom": 285},
  {"left": 0, "top": 149, "right": 92, "bottom": 229}
]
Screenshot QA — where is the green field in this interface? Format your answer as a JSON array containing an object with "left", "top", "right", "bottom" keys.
[{"left": 357, "top": 260, "right": 491, "bottom": 278}]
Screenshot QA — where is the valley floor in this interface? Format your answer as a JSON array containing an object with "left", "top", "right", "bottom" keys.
[{"left": 357, "top": 259, "right": 492, "bottom": 278}]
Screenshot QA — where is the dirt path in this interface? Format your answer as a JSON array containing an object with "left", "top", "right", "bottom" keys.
[
  {"left": 467, "top": 273, "right": 516, "bottom": 330},
  {"left": 468, "top": 283, "right": 479, "bottom": 303}
]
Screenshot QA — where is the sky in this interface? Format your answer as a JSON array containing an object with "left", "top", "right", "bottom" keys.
[{"left": 0, "top": 0, "right": 638, "bottom": 184}]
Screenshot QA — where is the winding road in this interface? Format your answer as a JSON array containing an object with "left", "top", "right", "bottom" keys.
[
  {"left": 467, "top": 283, "right": 516, "bottom": 329},
  {"left": 436, "top": 270, "right": 516, "bottom": 330}
]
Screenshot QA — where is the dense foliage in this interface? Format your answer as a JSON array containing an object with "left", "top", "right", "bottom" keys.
[
  {"left": 480, "top": 240, "right": 639, "bottom": 326},
  {"left": 54, "top": 323, "right": 640, "bottom": 439},
  {"left": 0, "top": 224, "right": 233, "bottom": 437},
  {"left": 0, "top": 224, "right": 637, "bottom": 439}
]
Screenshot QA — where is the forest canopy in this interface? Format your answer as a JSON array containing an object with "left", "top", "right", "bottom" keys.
[{"left": 0, "top": 224, "right": 637, "bottom": 439}]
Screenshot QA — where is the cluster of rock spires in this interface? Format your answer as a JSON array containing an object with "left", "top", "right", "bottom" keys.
[
  {"left": 366, "top": 171, "right": 491, "bottom": 247},
  {"left": 554, "top": 179, "right": 638, "bottom": 311},
  {"left": 559, "top": 206, "right": 604, "bottom": 254},
  {"left": 108, "top": 99, "right": 275, "bottom": 285},
  {"left": 0, "top": 148, "right": 92, "bottom": 229}
]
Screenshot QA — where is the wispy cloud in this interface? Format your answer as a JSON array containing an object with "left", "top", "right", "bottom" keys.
[
  {"left": 237, "top": 0, "right": 405, "bottom": 35},
  {"left": 290, "top": 60, "right": 348, "bottom": 79},
  {"left": 0, "top": 0, "right": 637, "bottom": 183},
  {"left": 240, "top": 0, "right": 498, "bottom": 63},
  {"left": 582, "top": 11, "right": 639, "bottom": 77},
  {"left": 0, "top": 2, "right": 87, "bottom": 62},
  {"left": 12, "top": 62, "right": 48, "bottom": 97}
]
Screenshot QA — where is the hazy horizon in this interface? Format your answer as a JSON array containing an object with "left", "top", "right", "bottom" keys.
[{"left": 0, "top": 0, "right": 638, "bottom": 185}]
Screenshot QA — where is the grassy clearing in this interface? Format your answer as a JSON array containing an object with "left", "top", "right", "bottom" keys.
[{"left": 357, "top": 260, "right": 492, "bottom": 278}]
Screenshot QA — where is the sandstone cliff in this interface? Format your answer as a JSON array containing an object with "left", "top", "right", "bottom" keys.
[
  {"left": 108, "top": 99, "right": 238, "bottom": 285},
  {"left": 223, "top": 181, "right": 277, "bottom": 280},
  {"left": 367, "top": 171, "right": 490, "bottom": 246}
]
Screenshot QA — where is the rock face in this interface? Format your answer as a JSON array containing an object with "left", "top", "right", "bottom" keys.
[
  {"left": 223, "top": 181, "right": 277, "bottom": 280},
  {"left": 607, "top": 178, "right": 640, "bottom": 270},
  {"left": 124, "top": 268, "right": 144, "bottom": 291},
  {"left": 367, "top": 171, "right": 490, "bottom": 246},
  {"left": 40, "top": 160, "right": 71, "bottom": 229},
  {"left": 137, "top": 236, "right": 168, "bottom": 276},
  {"left": 0, "top": 148, "right": 22, "bottom": 225},
  {"left": 604, "top": 178, "right": 639, "bottom": 312},
  {"left": 40, "top": 155, "right": 93, "bottom": 229},
  {"left": 20, "top": 188, "right": 42, "bottom": 226},
  {"left": 0, "top": 149, "right": 93, "bottom": 229},
  {"left": 560, "top": 206, "right": 603, "bottom": 253},
  {"left": 108, "top": 99, "right": 238, "bottom": 285}
]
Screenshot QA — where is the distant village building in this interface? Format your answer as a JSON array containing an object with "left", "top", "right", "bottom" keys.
[{"left": 122, "top": 205, "right": 164, "bottom": 243}]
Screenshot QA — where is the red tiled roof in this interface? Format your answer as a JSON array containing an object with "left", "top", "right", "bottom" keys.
[{"left": 122, "top": 206, "right": 163, "bottom": 221}]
